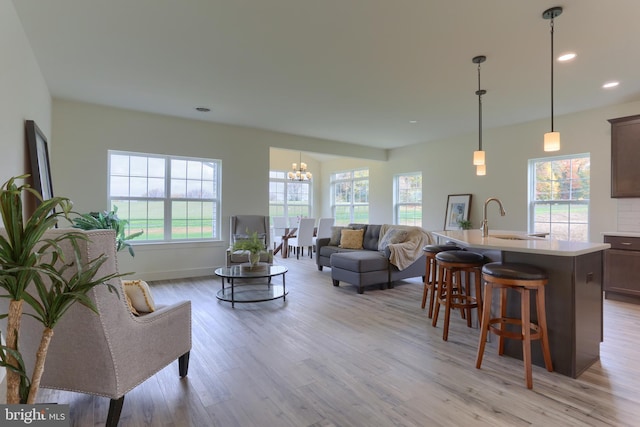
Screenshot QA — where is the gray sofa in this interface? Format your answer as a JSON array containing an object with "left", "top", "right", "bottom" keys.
[{"left": 316, "top": 223, "right": 433, "bottom": 293}]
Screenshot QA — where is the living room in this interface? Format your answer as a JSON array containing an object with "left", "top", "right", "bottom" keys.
[{"left": 2, "top": 1, "right": 640, "bottom": 425}]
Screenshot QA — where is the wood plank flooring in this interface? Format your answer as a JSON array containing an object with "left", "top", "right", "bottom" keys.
[{"left": 38, "top": 255, "right": 640, "bottom": 426}]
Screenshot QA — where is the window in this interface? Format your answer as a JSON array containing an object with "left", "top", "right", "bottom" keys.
[
  {"left": 108, "top": 151, "right": 221, "bottom": 242},
  {"left": 331, "top": 169, "right": 369, "bottom": 225},
  {"left": 269, "top": 171, "right": 311, "bottom": 222},
  {"left": 529, "top": 154, "right": 590, "bottom": 241},
  {"left": 394, "top": 172, "right": 422, "bottom": 226}
]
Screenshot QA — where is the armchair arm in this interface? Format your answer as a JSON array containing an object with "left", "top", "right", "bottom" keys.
[
  {"left": 316, "top": 237, "right": 330, "bottom": 253},
  {"left": 109, "top": 300, "right": 192, "bottom": 396}
]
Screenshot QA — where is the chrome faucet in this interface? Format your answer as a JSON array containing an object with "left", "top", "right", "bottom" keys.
[{"left": 481, "top": 197, "right": 506, "bottom": 237}]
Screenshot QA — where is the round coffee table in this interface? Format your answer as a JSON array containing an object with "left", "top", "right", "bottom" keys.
[{"left": 214, "top": 264, "right": 288, "bottom": 307}]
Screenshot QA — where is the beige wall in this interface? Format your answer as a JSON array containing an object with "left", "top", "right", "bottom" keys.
[
  {"left": 51, "top": 98, "right": 640, "bottom": 279},
  {"left": 319, "top": 101, "right": 640, "bottom": 242},
  {"left": 51, "top": 100, "right": 386, "bottom": 279},
  {"left": 0, "top": 0, "right": 51, "bottom": 195}
]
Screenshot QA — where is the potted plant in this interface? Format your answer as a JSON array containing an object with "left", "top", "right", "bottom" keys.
[
  {"left": 232, "top": 230, "right": 266, "bottom": 267},
  {"left": 71, "top": 206, "right": 143, "bottom": 256},
  {"left": 458, "top": 219, "right": 473, "bottom": 230},
  {"left": 0, "top": 175, "right": 123, "bottom": 404}
]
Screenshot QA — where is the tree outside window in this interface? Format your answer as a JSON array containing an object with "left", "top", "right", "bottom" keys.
[
  {"left": 529, "top": 154, "right": 590, "bottom": 241},
  {"left": 331, "top": 169, "right": 369, "bottom": 225},
  {"left": 394, "top": 172, "right": 422, "bottom": 226}
]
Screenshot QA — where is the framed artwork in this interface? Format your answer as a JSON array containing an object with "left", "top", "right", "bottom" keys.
[
  {"left": 444, "top": 194, "right": 472, "bottom": 230},
  {"left": 26, "top": 120, "right": 54, "bottom": 203}
]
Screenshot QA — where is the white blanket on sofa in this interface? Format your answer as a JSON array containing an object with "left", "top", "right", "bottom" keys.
[{"left": 380, "top": 224, "right": 434, "bottom": 270}]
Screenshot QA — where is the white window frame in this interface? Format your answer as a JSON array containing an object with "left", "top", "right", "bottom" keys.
[
  {"left": 528, "top": 153, "right": 590, "bottom": 241},
  {"left": 268, "top": 171, "right": 312, "bottom": 223},
  {"left": 394, "top": 172, "right": 422, "bottom": 226},
  {"left": 330, "top": 168, "right": 369, "bottom": 225},
  {"left": 108, "top": 150, "right": 222, "bottom": 242}
]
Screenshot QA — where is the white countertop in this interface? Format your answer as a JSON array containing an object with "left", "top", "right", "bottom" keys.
[{"left": 432, "top": 229, "right": 610, "bottom": 257}]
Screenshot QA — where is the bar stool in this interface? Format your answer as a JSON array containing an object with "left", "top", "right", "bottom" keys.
[
  {"left": 421, "top": 244, "right": 460, "bottom": 318},
  {"left": 431, "top": 250, "right": 484, "bottom": 341},
  {"left": 475, "top": 262, "right": 553, "bottom": 389}
]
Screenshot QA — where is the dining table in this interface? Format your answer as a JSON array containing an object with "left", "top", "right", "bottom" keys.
[{"left": 273, "top": 227, "right": 317, "bottom": 258}]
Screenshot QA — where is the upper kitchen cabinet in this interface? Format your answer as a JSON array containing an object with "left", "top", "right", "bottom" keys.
[{"left": 610, "top": 114, "right": 640, "bottom": 197}]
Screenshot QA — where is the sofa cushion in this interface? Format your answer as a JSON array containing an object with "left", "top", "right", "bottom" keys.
[
  {"left": 331, "top": 251, "right": 388, "bottom": 273},
  {"left": 378, "top": 227, "right": 409, "bottom": 251},
  {"left": 329, "top": 226, "right": 346, "bottom": 246},
  {"left": 339, "top": 229, "right": 364, "bottom": 249},
  {"left": 362, "top": 224, "right": 382, "bottom": 251}
]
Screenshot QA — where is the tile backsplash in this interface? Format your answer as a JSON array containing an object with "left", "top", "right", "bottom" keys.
[{"left": 617, "top": 199, "right": 640, "bottom": 232}]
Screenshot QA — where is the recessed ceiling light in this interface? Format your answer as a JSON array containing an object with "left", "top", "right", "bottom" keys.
[
  {"left": 409, "top": 120, "right": 418, "bottom": 124},
  {"left": 558, "top": 52, "right": 576, "bottom": 61},
  {"left": 603, "top": 81, "right": 620, "bottom": 89},
  {"left": 195, "top": 107, "right": 211, "bottom": 112}
]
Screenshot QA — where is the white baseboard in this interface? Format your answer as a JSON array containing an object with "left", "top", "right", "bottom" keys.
[{"left": 127, "top": 267, "right": 214, "bottom": 282}]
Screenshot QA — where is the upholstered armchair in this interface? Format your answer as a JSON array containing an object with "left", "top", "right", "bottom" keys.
[
  {"left": 226, "top": 215, "right": 274, "bottom": 266},
  {"left": 4, "top": 229, "right": 191, "bottom": 427}
]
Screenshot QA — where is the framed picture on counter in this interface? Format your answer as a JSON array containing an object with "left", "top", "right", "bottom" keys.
[{"left": 444, "top": 194, "right": 471, "bottom": 230}]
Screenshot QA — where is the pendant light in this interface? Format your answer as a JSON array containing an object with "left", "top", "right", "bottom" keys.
[
  {"left": 543, "top": 6, "right": 562, "bottom": 152},
  {"left": 472, "top": 55, "right": 487, "bottom": 175}
]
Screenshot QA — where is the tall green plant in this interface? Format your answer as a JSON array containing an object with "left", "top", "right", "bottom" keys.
[
  {"left": 71, "top": 206, "right": 143, "bottom": 256},
  {"left": 0, "top": 175, "right": 73, "bottom": 403},
  {"left": 0, "top": 175, "right": 124, "bottom": 404}
]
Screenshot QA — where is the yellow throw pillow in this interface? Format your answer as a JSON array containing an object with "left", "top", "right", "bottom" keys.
[
  {"left": 339, "top": 229, "right": 365, "bottom": 249},
  {"left": 123, "top": 280, "right": 156, "bottom": 313}
]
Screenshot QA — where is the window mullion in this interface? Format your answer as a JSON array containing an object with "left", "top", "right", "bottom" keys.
[{"left": 165, "top": 157, "right": 172, "bottom": 240}]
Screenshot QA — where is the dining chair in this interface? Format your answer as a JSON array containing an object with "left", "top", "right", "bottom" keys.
[
  {"left": 272, "top": 216, "right": 288, "bottom": 250},
  {"left": 312, "top": 217, "right": 335, "bottom": 249},
  {"left": 288, "top": 218, "right": 316, "bottom": 259}
]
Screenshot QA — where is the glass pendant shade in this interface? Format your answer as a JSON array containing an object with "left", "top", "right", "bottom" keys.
[
  {"left": 544, "top": 131, "right": 560, "bottom": 152},
  {"left": 473, "top": 150, "right": 485, "bottom": 166},
  {"left": 476, "top": 164, "right": 486, "bottom": 176}
]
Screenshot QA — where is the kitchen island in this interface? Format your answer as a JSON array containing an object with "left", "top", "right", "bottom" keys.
[{"left": 432, "top": 229, "right": 610, "bottom": 378}]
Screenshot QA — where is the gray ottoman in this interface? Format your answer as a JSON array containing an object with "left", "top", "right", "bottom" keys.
[{"left": 330, "top": 251, "right": 390, "bottom": 294}]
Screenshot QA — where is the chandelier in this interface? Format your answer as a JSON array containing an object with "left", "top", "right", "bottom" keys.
[{"left": 288, "top": 152, "right": 312, "bottom": 181}]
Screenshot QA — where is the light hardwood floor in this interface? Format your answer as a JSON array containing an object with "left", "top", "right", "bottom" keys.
[{"left": 39, "top": 255, "right": 640, "bottom": 426}]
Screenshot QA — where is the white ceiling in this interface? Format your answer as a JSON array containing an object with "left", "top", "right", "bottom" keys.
[{"left": 12, "top": 0, "right": 640, "bottom": 150}]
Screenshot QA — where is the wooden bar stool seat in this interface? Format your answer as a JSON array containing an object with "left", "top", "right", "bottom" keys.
[
  {"left": 475, "top": 262, "right": 553, "bottom": 389},
  {"left": 431, "top": 250, "right": 484, "bottom": 341},
  {"left": 421, "top": 244, "right": 460, "bottom": 318}
]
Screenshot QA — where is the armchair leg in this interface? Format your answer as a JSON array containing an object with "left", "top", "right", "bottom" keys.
[
  {"left": 106, "top": 396, "right": 125, "bottom": 427},
  {"left": 179, "top": 351, "right": 190, "bottom": 378}
]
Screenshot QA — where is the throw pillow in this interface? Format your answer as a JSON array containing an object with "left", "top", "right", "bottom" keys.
[
  {"left": 124, "top": 292, "right": 139, "bottom": 316},
  {"left": 329, "top": 226, "right": 346, "bottom": 246},
  {"left": 339, "top": 228, "right": 365, "bottom": 249},
  {"left": 123, "top": 279, "right": 156, "bottom": 313},
  {"left": 378, "top": 228, "right": 409, "bottom": 251}
]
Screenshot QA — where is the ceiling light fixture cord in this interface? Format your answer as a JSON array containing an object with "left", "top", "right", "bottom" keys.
[
  {"left": 543, "top": 6, "right": 562, "bottom": 152},
  {"left": 550, "top": 15, "right": 555, "bottom": 132},
  {"left": 477, "top": 60, "right": 484, "bottom": 151},
  {"left": 472, "top": 55, "right": 487, "bottom": 169}
]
